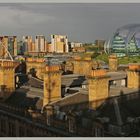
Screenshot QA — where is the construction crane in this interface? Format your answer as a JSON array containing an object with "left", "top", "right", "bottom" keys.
[{"left": 0, "top": 40, "right": 14, "bottom": 61}]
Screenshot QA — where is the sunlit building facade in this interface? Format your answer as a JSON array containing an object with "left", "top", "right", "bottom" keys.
[
  {"left": 51, "top": 35, "right": 69, "bottom": 53},
  {"left": 35, "top": 35, "right": 46, "bottom": 52}
]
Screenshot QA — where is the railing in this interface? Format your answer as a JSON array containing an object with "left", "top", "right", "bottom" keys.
[
  {"left": 76, "top": 126, "right": 92, "bottom": 136},
  {"left": 0, "top": 89, "right": 14, "bottom": 99},
  {"left": 0, "top": 102, "right": 26, "bottom": 116},
  {"left": 52, "top": 119, "right": 68, "bottom": 130}
]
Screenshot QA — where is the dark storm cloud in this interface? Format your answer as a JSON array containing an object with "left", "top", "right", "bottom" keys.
[{"left": 0, "top": 3, "right": 140, "bottom": 42}]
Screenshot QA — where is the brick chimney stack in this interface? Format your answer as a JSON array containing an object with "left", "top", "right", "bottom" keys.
[
  {"left": 0, "top": 60, "right": 19, "bottom": 98},
  {"left": 88, "top": 69, "right": 110, "bottom": 110},
  {"left": 109, "top": 54, "right": 118, "bottom": 71},
  {"left": 43, "top": 65, "right": 62, "bottom": 106},
  {"left": 127, "top": 63, "right": 140, "bottom": 89}
]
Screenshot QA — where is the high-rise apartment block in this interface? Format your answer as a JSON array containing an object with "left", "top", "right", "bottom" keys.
[
  {"left": 68, "top": 42, "right": 84, "bottom": 52},
  {"left": 51, "top": 35, "right": 69, "bottom": 53},
  {"left": 46, "top": 43, "right": 52, "bottom": 53},
  {"left": 95, "top": 40, "right": 105, "bottom": 48},
  {"left": 7, "top": 36, "right": 17, "bottom": 57},
  {"left": 22, "top": 36, "right": 33, "bottom": 53},
  {"left": 17, "top": 41, "right": 24, "bottom": 55},
  {"left": 69, "top": 42, "right": 83, "bottom": 48},
  {"left": 31, "top": 42, "right": 35, "bottom": 52},
  {"left": 35, "top": 35, "right": 46, "bottom": 52},
  {"left": 0, "top": 34, "right": 69, "bottom": 57}
]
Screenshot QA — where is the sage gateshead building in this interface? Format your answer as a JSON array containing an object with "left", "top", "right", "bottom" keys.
[{"left": 104, "top": 24, "right": 140, "bottom": 57}]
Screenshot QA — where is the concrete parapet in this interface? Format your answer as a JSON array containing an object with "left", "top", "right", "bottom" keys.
[{"left": 109, "top": 54, "right": 118, "bottom": 71}]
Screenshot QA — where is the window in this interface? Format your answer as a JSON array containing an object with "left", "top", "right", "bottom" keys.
[{"left": 61, "top": 38, "right": 64, "bottom": 42}]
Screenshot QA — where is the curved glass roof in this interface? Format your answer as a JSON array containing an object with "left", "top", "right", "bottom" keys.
[
  {"left": 115, "top": 24, "right": 140, "bottom": 47},
  {"left": 105, "top": 24, "right": 140, "bottom": 56}
]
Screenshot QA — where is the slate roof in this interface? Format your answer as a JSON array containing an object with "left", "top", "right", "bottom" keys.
[
  {"left": 50, "top": 89, "right": 89, "bottom": 112},
  {"left": 28, "top": 74, "right": 87, "bottom": 89},
  {"left": 49, "top": 85, "right": 140, "bottom": 126},
  {"left": 61, "top": 74, "right": 86, "bottom": 87},
  {"left": 98, "top": 91, "right": 140, "bottom": 125},
  {"left": 5, "top": 86, "right": 43, "bottom": 110},
  {"left": 106, "top": 71, "right": 127, "bottom": 81}
]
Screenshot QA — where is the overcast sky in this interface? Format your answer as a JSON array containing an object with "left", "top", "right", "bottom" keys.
[{"left": 1, "top": 3, "right": 140, "bottom": 42}]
